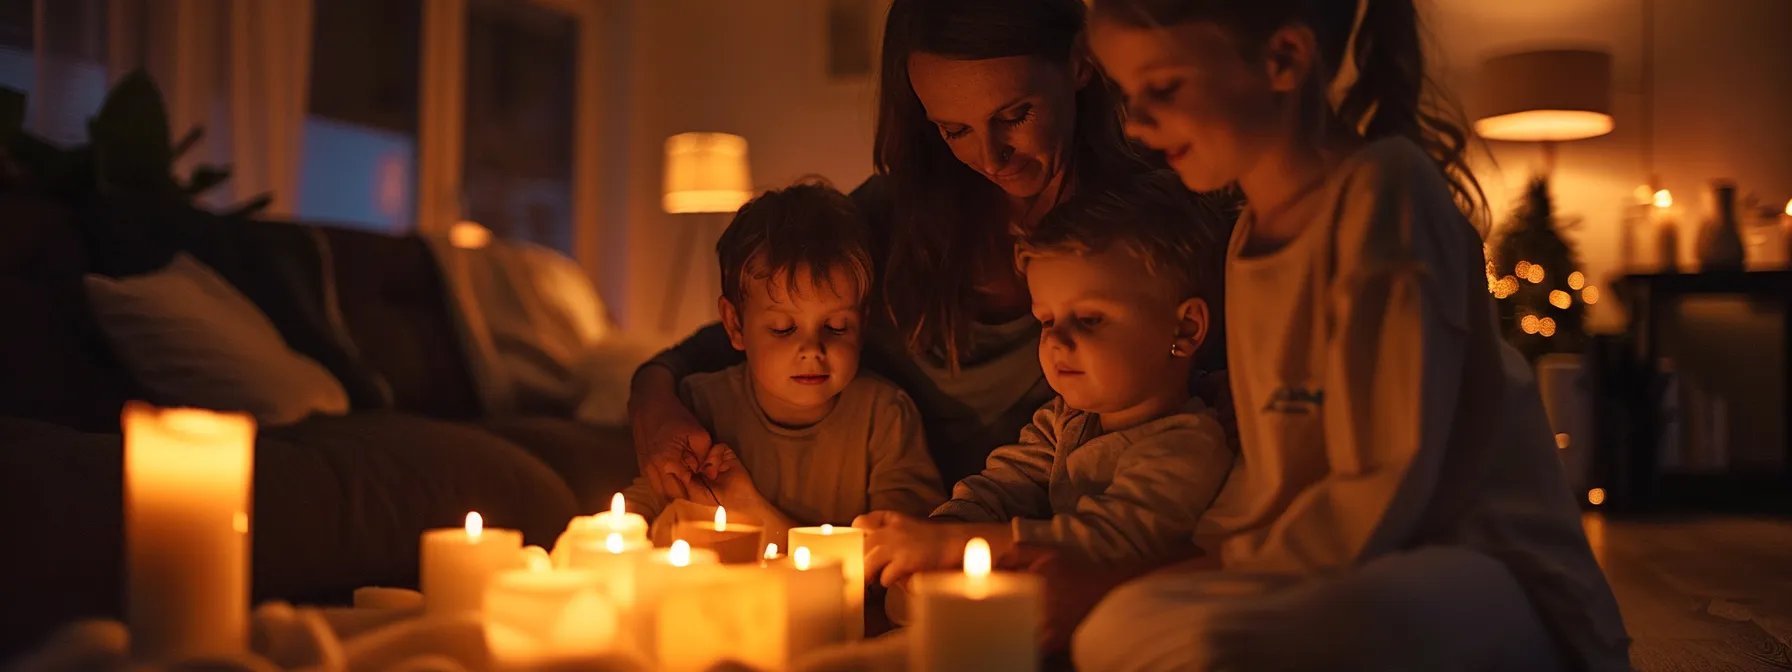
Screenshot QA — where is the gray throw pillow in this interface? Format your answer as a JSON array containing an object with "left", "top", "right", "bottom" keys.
[{"left": 84, "top": 253, "right": 350, "bottom": 426}]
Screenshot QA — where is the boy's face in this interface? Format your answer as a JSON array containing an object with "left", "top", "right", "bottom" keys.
[
  {"left": 1027, "top": 248, "right": 1205, "bottom": 422},
  {"left": 721, "top": 263, "right": 864, "bottom": 424}
]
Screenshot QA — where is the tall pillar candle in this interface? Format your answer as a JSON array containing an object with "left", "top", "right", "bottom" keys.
[
  {"left": 909, "top": 538, "right": 1041, "bottom": 672},
  {"left": 766, "top": 547, "right": 848, "bottom": 663},
  {"left": 629, "top": 540, "right": 721, "bottom": 663},
  {"left": 787, "top": 525, "right": 865, "bottom": 639},
  {"left": 562, "top": 532, "right": 653, "bottom": 608},
  {"left": 421, "top": 512, "right": 524, "bottom": 615},
  {"left": 124, "top": 403, "right": 256, "bottom": 662}
]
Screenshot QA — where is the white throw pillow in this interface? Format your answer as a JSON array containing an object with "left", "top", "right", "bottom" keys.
[{"left": 84, "top": 253, "right": 350, "bottom": 427}]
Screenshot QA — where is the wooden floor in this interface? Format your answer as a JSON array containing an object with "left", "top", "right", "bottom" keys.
[{"left": 1591, "top": 514, "right": 1792, "bottom": 670}]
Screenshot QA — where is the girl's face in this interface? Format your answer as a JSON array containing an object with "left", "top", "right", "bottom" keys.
[
  {"left": 907, "top": 53, "right": 1082, "bottom": 200},
  {"left": 1087, "top": 19, "right": 1285, "bottom": 192}
]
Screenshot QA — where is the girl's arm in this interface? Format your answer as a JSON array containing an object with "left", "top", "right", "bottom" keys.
[
  {"left": 627, "top": 325, "right": 744, "bottom": 498},
  {"left": 1231, "top": 145, "right": 1472, "bottom": 573}
]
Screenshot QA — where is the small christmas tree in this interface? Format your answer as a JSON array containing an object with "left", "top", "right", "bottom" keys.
[{"left": 1490, "top": 176, "right": 1589, "bottom": 362}]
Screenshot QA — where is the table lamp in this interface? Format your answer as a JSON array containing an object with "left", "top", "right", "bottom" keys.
[
  {"left": 1473, "top": 49, "right": 1614, "bottom": 174},
  {"left": 661, "top": 132, "right": 752, "bottom": 333}
]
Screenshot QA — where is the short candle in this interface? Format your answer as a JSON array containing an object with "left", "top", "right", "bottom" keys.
[
  {"left": 553, "top": 494, "right": 649, "bottom": 567},
  {"left": 763, "top": 546, "right": 848, "bottom": 663},
  {"left": 909, "top": 538, "right": 1042, "bottom": 672},
  {"left": 421, "top": 512, "right": 524, "bottom": 615},
  {"left": 484, "top": 567, "right": 620, "bottom": 670},
  {"left": 674, "top": 505, "right": 764, "bottom": 564},
  {"left": 787, "top": 524, "right": 866, "bottom": 640}
]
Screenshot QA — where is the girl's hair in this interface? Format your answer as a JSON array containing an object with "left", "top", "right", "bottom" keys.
[
  {"left": 875, "top": 0, "right": 1148, "bottom": 365},
  {"left": 1091, "top": 0, "right": 1488, "bottom": 226}
]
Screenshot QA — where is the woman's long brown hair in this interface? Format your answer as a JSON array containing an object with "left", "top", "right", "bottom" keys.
[
  {"left": 875, "top": 0, "right": 1146, "bottom": 367},
  {"left": 1093, "top": 0, "right": 1489, "bottom": 227}
]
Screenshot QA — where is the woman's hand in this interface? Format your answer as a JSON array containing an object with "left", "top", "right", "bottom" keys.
[
  {"left": 696, "top": 444, "right": 764, "bottom": 512},
  {"left": 628, "top": 366, "right": 715, "bottom": 499}
]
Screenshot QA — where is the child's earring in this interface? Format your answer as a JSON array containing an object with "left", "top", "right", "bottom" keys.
[{"left": 1170, "top": 330, "right": 1189, "bottom": 358}]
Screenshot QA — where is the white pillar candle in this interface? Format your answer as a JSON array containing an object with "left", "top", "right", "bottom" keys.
[
  {"left": 628, "top": 540, "right": 720, "bottom": 663},
  {"left": 553, "top": 494, "right": 649, "bottom": 568},
  {"left": 787, "top": 524, "right": 865, "bottom": 640},
  {"left": 420, "top": 512, "right": 524, "bottom": 615},
  {"left": 910, "top": 538, "right": 1041, "bottom": 672},
  {"left": 655, "top": 564, "right": 787, "bottom": 672},
  {"left": 673, "top": 506, "right": 764, "bottom": 564},
  {"left": 484, "top": 567, "right": 621, "bottom": 671},
  {"left": 124, "top": 403, "right": 256, "bottom": 662},
  {"left": 765, "top": 547, "right": 848, "bottom": 663},
  {"left": 562, "top": 532, "right": 654, "bottom": 609}
]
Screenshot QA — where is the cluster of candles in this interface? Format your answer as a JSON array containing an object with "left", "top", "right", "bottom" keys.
[{"left": 123, "top": 404, "right": 1041, "bottom": 671}]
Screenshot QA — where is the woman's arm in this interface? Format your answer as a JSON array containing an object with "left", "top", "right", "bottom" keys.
[{"left": 627, "top": 323, "right": 745, "bottom": 498}]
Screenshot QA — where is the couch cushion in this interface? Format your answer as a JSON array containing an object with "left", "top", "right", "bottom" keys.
[
  {"left": 0, "top": 412, "right": 579, "bottom": 659},
  {"left": 78, "top": 194, "right": 393, "bottom": 410},
  {"left": 0, "top": 191, "right": 135, "bottom": 431},
  {"left": 322, "top": 226, "right": 482, "bottom": 419},
  {"left": 474, "top": 417, "right": 641, "bottom": 514}
]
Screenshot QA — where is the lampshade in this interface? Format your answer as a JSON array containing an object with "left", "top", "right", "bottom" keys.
[
  {"left": 663, "top": 132, "right": 753, "bottom": 214},
  {"left": 1473, "top": 49, "right": 1614, "bottom": 142}
]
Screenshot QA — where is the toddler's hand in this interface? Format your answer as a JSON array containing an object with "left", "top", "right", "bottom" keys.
[
  {"left": 698, "top": 444, "right": 765, "bottom": 513},
  {"left": 854, "top": 512, "right": 958, "bottom": 588}
]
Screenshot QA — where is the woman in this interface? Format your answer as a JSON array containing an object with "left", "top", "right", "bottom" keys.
[{"left": 629, "top": 0, "right": 1190, "bottom": 500}]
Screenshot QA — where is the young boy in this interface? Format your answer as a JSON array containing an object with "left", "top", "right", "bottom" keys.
[
  {"left": 623, "top": 181, "right": 945, "bottom": 543},
  {"left": 857, "top": 170, "right": 1236, "bottom": 581}
]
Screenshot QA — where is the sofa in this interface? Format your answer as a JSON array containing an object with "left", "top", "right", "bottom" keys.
[{"left": 0, "top": 188, "right": 642, "bottom": 657}]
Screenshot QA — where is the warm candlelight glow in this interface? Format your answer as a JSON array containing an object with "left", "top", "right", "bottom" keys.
[
  {"left": 820, "top": 524, "right": 833, "bottom": 535},
  {"left": 605, "top": 532, "right": 624, "bottom": 554},
  {"left": 1784, "top": 198, "right": 1792, "bottom": 217},
  {"left": 794, "top": 547, "right": 812, "bottom": 571},
  {"left": 669, "top": 540, "right": 692, "bottom": 567},
  {"left": 521, "top": 546, "right": 552, "bottom": 572},
  {"left": 1556, "top": 433, "right": 1571, "bottom": 449},
  {"left": 611, "top": 493, "right": 625, "bottom": 519},
  {"left": 765, "top": 543, "right": 779, "bottom": 559},
  {"left": 449, "top": 220, "right": 492, "bottom": 249},
  {"left": 1588, "top": 488, "right": 1606, "bottom": 506},
  {"left": 963, "top": 538, "right": 992, "bottom": 578},
  {"left": 1654, "top": 189, "right": 1673, "bottom": 209},
  {"left": 1633, "top": 185, "right": 1654, "bottom": 204},
  {"left": 715, "top": 506, "right": 727, "bottom": 532},
  {"left": 466, "top": 512, "right": 483, "bottom": 539}
]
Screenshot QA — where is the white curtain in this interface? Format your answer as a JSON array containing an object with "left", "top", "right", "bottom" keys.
[{"left": 102, "top": 0, "right": 313, "bottom": 215}]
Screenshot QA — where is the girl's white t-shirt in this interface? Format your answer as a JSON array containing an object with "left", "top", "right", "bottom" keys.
[{"left": 1205, "top": 137, "right": 1629, "bottom": 669}]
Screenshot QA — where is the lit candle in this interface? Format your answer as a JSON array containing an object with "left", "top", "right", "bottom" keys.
[
  {"left": 909, "top": 538, "right": 1042, "bottom": 672},
  {"left": 420, "top": 512, "right": 523, "bottom": 615},
  {"left": 552, "top": 494, "right": 649, "bottom": 567},
  {"left": 656, "top": 563, "right": 787, "bottom": 671},
  {"left": 787, "top": 524, "right": 866, "bottom": 640},
  {"left": 674, "top": 505, "right": 765, "bottom": 564},
  {"left": 484, "top": 567, "right": 622, "bottom": 671},
  {"left": 624, "top": 540, "right": 722, "bottom": 664},
  {"left": 562, "top": 532, "right": 653, "bottom": 612},
  {"left": 124, "top": 403, "right": 255, "bottom": 662},
  {"left": 763, "top": 546, "right": 848, "bottom": 663}
]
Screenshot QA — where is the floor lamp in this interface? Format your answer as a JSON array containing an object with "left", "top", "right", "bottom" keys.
[
  {"left": 1472, "top": 49, "right": 1615, "bottom": 175},
  {"left": 660, "top": 132, "right": 753, "bottom": 334}
]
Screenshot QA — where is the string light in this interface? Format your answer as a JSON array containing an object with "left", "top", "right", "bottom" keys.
[
  {"left": 1549, "top": 290, "right": 1572, "bottom": 309},
  {"left": 1567, "top": 271, "right": 1586, "bottom": 290},
  {"left": 1555, "top": 433, "right": 1571, "bottom": 449},
  {"left": 1526, "top": 264, "right": 1546, "bottom": 284},
  {"left": 1538, "top": 317, "right": 1558, "bottom": 337},
  {"left": 1520, "top": 314, "right": 1540, "bottom": 334},
  {"left": 1582, "top": 286, "right": 1600, "bottom": 305},
  {"left": 1587, "top": 488, "right": 1606, "bottom": 506},
  {"left": 1514, "top": 260, "right": 1534, "bottom": 277},
  {"left": 1494, "top": 276, "right": 1520, "bottom": 299}
]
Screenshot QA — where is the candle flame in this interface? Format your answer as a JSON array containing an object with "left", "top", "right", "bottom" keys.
[
  {"left": 611, "top": 492, "right": 626, "bottom": 519},
  {"left": 465, "top": 511, "right": 483, "bottom": 539},
  {"left": 669, "top": 540, "right": 692, "bottom": 567},
  {"left": 820, "top": 524, "right": 833, "bottom": 535},
  {"left": 1784, "top": 198, "right": 1792, "bottom": 217},
  {"left": 715, "top": 506, "right": 727, "bottom": 531},
  {"left": 964, "top": 537, "right": 992, "bottom": 578},
  {"left": 765, "top": 543, "right": 779, "bottom": 559},
  {"left": 1654, "top": 189, "right": 1673, "bottom": 209},
  {"left": 606, "top": 532, "right": 624, "bottom": 554},
  {"left": 794, "top": 546, "right": 812, "bottom": 571}
]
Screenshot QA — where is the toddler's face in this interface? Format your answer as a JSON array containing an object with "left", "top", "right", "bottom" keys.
[
  {"left": 722, "top": 263, "right": 864, "bottom": 424},
  {"left": 1028, "top": 248, "right": 1198, "bottom": 418}
]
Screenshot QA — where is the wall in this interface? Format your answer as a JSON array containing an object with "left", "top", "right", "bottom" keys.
[
  {"left": 609, "top": 0, "right": 885, "bottom": 337},
  {"left": 1429, "top": 0, "right": 1792, "bottom": 330}
]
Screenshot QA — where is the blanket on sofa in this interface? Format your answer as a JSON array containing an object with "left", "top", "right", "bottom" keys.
[{"left": 423, "top": 236, "right": 658, "bottom": 423}]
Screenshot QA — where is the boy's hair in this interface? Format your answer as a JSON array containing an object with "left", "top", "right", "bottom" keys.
[
  {"left": 1018, "top": 170, "right": 1233, "bottom": 367},
  {"left": 716, "top": 179, "right": 873, "bottom": 307}
]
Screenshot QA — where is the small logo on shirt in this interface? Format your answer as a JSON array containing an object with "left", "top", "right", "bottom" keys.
[{"left": 1264, "top": 387, "right": 1324, "bottom": 414}]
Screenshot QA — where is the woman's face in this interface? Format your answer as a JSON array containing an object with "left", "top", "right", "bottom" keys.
[
  {"left": 1087, "top": 19, "right": 1282, "bottom": 192},
  {"left": 907, "top": 53, "right": 1082, "bottom": 200}
]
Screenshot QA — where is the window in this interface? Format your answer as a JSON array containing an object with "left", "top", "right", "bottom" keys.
[
  {"left": 1, "top": 0, "right": 111, "bottom": 147},
  {"left": 297, "top": 0, "right": 423, "bottom": 233},
  {"left": 462, "top": 0, "right": 577, "bottom": 255}
]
